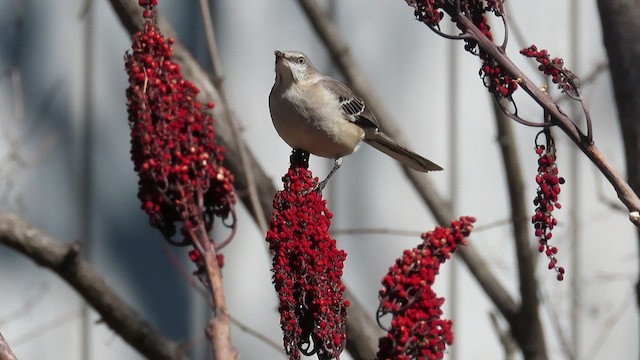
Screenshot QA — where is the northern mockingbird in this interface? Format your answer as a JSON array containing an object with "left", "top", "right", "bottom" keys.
[{"left": 269, "top": 50, "right": 442, "bottom": 191}]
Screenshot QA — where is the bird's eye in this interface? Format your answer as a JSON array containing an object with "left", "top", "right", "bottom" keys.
[{"left": 297, "top": 57, "right": 306, "bottom": 65}]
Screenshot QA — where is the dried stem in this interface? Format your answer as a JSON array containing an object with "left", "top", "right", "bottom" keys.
[
  {"left": 196, "top": 0, "right": 269, "bottom": 235},
  {"left": 193, "top": 224, "right": 239, "bottom": 360}
]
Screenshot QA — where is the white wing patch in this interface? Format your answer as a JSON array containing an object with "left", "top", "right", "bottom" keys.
[{"left": 339, "top": 96, "right": 365, "bottom": 118}]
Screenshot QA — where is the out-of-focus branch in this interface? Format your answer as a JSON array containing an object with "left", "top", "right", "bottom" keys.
[
  {"left": 0, "top": 331, "right": 17, "bottom": 360},
  {"left": 493, "top": 100, "right": 547, "bottom": 358},
  {"left": 295, "top": 0, "right": 519, "bottom": 320},
  {"left": 0, "top": 212, "right": 187, "bottom": 360},
  {"left": 107, "top": 0, "right": 382, "bottom": 358},
  {"left": 197, "top": 0, "right": 269, "bottom": 234},
  {"left": 343, "top": 288, "right": 384, "bottom": 360},
  {"left": 489, "top": 312, "right": 517, "bottom": 360}
]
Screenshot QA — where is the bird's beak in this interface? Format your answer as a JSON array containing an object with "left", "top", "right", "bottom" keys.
[{"left": 274, "top": 50, "right": 285, "bottom": 59}]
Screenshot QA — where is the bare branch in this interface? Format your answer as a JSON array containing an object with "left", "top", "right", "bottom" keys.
[
  {"left": 585, "top": 289, "right": 635, "bottom": 360},
  {"left": 0, "top": 212, "right": 187, "bottom": 360},
  {"left": 493, "top": 100, "right": 547, "bottom": 356},
  {"left": 488, "top": 312, "right": 517, "bottom": 360},
  {"left": 196, "top": 0, "right": 269, "bottom": 235}
]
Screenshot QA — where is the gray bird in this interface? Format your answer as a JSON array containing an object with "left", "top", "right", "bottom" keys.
[{"left": 269, "top": 50, "right": 442, "bottom": 191}]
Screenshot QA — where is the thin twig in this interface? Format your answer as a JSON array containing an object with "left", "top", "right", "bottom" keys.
[
  {"left": 229, "top": 317, "right": 285, "bottom": 357},
  {"left": 488, "top": 312, "right": 517, "bottom": 360},
  {"left": 332, "top": 218, "right": 518, "bottom": 237},
  {"left": 163, "top": 246, "right": 284, "bottom": 355},
  {"left": 585, "top": 288, "right": 635, "bottom": 360},
  {"left": 0, "top": 284, "right": 49, "bottom": 325},
  {"left": 161, "top": 246, "right": 210, "bottom": 301},
  {"left": 197, "top": 0, "right": 269, "bottom": 235},
  {"left": 332, "top": 227, "right": 421, "bottom": 237},
  {"left": 539, "top": 285, "right": 575, "bottom": 360},
  {"left": 8, "top": 308, "right": 79, "bottom": 347}
]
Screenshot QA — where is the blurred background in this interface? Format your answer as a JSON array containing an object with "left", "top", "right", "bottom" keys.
[{"left": 0, "top": 0, "right": 636, "bottom": 359}]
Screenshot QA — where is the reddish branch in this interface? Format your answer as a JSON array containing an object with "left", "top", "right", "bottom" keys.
[
  {"left": 432, "top": 0, "right": 640, "bottom": 224},
  {"left": 0, "top": 212, "right": 187, "bottom": 360}
]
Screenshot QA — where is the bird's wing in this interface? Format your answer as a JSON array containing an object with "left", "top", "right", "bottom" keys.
[{"left": 319, "top": 78, "right": 379, "bottom": 129}]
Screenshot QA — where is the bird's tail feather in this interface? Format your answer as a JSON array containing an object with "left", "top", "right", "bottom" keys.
[{"left": 365, "top": 131, "right": 443, "bottom": 172}]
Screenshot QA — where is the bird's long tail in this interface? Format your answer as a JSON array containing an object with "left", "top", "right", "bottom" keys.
[{"left": 364, "top": 131, "right": 443, "bottom": 172}]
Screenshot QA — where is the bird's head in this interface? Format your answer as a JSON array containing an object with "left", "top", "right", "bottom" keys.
[{"left": 273, "top": 50, "right": 316, "bottom": 85}]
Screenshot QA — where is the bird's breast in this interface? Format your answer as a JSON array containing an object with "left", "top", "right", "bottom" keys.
[{"left": 269, "top": 84, "right": 364, "bottom": 159}]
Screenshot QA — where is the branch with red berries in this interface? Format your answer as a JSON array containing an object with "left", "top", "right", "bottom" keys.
[
  {"left": 404, "top": 0, "right": 640, "bottom": 230},
  {"left": 266, "top": 150, "right": 349, "bottom": 360},
  {"left": 265, "top": 149, "right": 476, "bottom": 360},
  {"left": 124, "top": 1, "right": 238, "bottom": 358},
  {"left": 376, "top": 217, "right": 476, "bottom": 360}
]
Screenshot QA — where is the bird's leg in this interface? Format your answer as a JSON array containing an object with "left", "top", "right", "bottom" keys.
[{"left": 314, "top": 157, "right": 343, "bottom": 193}]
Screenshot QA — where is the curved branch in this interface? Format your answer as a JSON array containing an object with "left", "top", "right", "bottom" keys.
[
  {"left": 495, "top": 96, "right": 553, "bottom": 128},
  {"left": 0, "top": 212, "right": 187, "bottom": 360},
  {"left": 425, "top": 22, "right": 472, "bottom": 40}
]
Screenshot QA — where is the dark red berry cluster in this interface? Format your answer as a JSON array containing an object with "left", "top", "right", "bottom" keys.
[
  {"left": 125, "top": 1, "right": 235, "bottom": 248},
  {"left": 407, "top": 0, "right": 445, "bottom": 27},
  {"left": 479, "top": 57, "right": 519, "bottom": 98},
  {"left": 532, "top": 133, "right": 565, "bottom": 280},
  {"left": 485, "top": 0, "right": 504, "bottom": 15},
  {"left": 405, "top": 0, "right": 516, "bottom": 98},
  {"left": 520, "top": 45, "right": 577, "bottom": 95},
  {"left": 376, "top": 216, "right": 476, "bottom": 360},
  {"left": 465, "top": 2, "right": 518, "bottom": 98},
  {"left": 266, "top": 166, "right": 349, "bottom": 360}
]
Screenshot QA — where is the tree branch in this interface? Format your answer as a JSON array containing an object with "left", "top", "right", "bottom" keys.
[
  {"left": 0, "top": 212, "right": 187, "bottom": 360},
  {"left": 439, "top": 2, "right": 640, "bottom": 224},
  {"left": 493, "top": 100, "right": 547, "bottom": 358}
]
